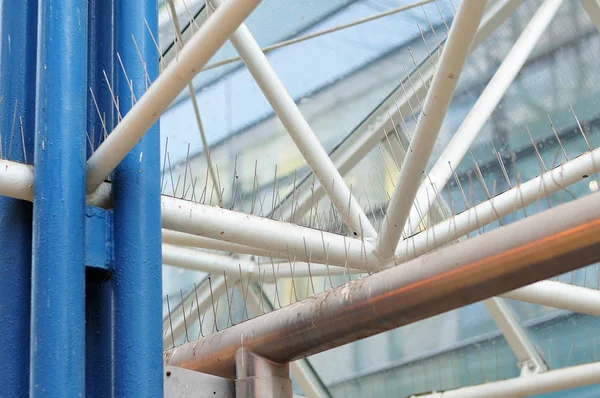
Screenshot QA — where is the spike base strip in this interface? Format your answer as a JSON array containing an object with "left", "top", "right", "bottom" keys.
[
  {"left": 164, "top": 190, "right": 600, "bottom": 379},
  {"left": 376, "top": 0, "right": 488, "bottom": 259},
  {"left": 85, "top": 0, "right": 261, "bottom": 193}
]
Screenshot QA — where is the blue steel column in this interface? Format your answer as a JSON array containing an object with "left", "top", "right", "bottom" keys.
[
  {"left": 86, "top": 0, "right": 114, "bottom": 396},
  {"left": 113, "top": 0, "right": 163, "bottom": 395},
  {"left": 0, "top": 1, "right": 37, "bottom": 395},
  {"left": 31, "top": 0, "right": 87, "bottom": 395}
]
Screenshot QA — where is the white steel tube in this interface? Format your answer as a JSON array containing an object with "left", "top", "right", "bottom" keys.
[
  {"left": 582, "top": 0, "right": 600, "bottom": 32},
  {"left": 208, "top": 0, "right": 376, "bottom": 239},
  {"left": 161, "top": 195, "right": 379, "bottom": 270},
  {"left": 501, "top": 280, "right": 600, "bottom": 317},
  {"left": 162, "top": 243, "right": 255, "bottom": 277},
  {"left": 0, "top": 158, "right": 112, "bottom": 208},
  {"left": 162, "top": 229, "right": 276, "bottom": 258},
  {"left": 162, "top": 243, "right": 357, "bottom": 280},
  {"left": 404, "top": 0, "right": 564, "bottom": 235},
  {"left": 85, "top": 0, "right": 261, "bottom": 193},
  {"left": 376, "top": 0, "right": 487, "bottom": 260},
  {"left": 414, "top": 361, "right": 600, "bottom": 398},
  {"left": 393, "top": 145, "right": 600, "bottom": 266},
  {"left": 483, "top": 297, "right": 547, "bottom": 373},
  {"left": 276, "top": 0, "right": 523, "bottom": 224}
]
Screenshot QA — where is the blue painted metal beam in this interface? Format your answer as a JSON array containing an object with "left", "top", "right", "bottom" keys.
[
  {"left": 31, "top": 0, "right": 88, "bottom": 395},
  {"left": 113, "top": 0, "right": 163, "bottom": 395},
  {"left": 0, "top": 1, "right": 37, "bottom": 395},
  {"left": 85, "top": 207, "right": 113, "bottom": 397},
  {"left": 85, "top": 2, "right": 115, "bottom": 394}
]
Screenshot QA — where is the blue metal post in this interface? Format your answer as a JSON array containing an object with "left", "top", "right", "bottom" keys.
[
  {"left": 31, "top": 0, "right": 88, "bottom": 395},
  {"left": 113, "top": 0, "right": 163, "bottom": 395},
  {"left": 0, "top": 1, "right": 37, "bottom": 395},
  {"left": 85, "top": 1, "right": 114, "bottom": 396}
]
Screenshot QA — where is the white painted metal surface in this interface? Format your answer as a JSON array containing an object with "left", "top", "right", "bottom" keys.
[{"left": 376, "top": 0, "right": 487, "bottom": 259}]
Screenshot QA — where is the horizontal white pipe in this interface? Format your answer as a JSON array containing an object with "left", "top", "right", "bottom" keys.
[
  {"left": 392, "top": 145, "right": 600, "bottom": 265},
  {"left": 210, "top": 0, "right": 376, "bottom": 239},
  {"left": 376, "top": 0, "right": 487, "bottom": 260},
  {"left": 502, "top": 280, "right": 600, "bottom": 317},
  {"left": 415, "top": 361, "right": 600, "bottom": 398},
  {"left": 163, "top": 243, "right": 255, "bottom": 277},
  {"left": 405, "top": 0, "right": 564, "bottom": 235},
  {"left": 162, "top": 229, "right": 276, "bottom": 258},
  {"left": 0, "top": 159, "right": 112, "bottom": 208},
  {"left": 0, "top": 158, "right": 377, "bottom": 269},
  {"left": 161, "top": 195, "right": 380, "bottom": 270},
  {"left": 162, "top": 244, "right": 357, "bottom": 280},
  {"left": 85, "top": 0, "right": 261, "bottom": 192}
]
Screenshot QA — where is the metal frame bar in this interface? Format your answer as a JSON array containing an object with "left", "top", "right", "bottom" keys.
[
  {"left": 245, "top": 283, "right": 333, "bottom": 398},
  {"left": 2, "top": 137, "right": 600, "bottom": 271},
  {"left": 274, "top": 0, "right": 524, "bottom": 225},
  {"left": 404, "top": 0, "right": 565, "bottom": 236},
  {"left": 209, "top": 0, "right": 376, "bottom": 238},
  {"left": 30, "top": 0, "right": 88, "bottom": 393},
  {"left": 376, "top": 0, "right": 487, "bottom": 259},
  {"left": 412, "top": 361, "right": 600, "bottom": 398},
  {"left": 164, "top": 190, "right": 600, "bottom": 378},
  {"left": 0, "top": 2, "right": 37, "bottom": 395},
  {"left": 483, "top": 297, "right": 547, "bottom": 375},
  {"left": 582, "top": 0, "right": 600, "bottom": 32},
  {"left": 502, "top": 280, "right": 600, "bottom": 317},
  {"left": 85, "top": 0, "right": 114, "bottom": 395},
  {"left": 112, "top": 0, "right": 164, "bottom": 394},
  {"left": 85, "top": 0, "right": 261, "bottom": 192}
]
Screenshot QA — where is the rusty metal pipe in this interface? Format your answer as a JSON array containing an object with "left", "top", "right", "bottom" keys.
[{"left": 164, "top": 191, "right": 600, "bottom": 379}]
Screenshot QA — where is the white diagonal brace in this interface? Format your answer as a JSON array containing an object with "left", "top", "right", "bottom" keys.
[
  {"left": 85, "top": 0, "right": 261, "bottom": 193},
  {"left": 208, "top": 0, "right": 376, "bottom": 239},
  {"left": 484, "top": 297, "right": 548, "bottom": 375},
  {"left": 274, "top": 0, "right": 524, "bottom": 225},
  {"left": 403, "top": 0, "right": 564, "bottom": 236},
  {"left": 582, "top": 0, "right": 600, "bottom": 32},
  {"left": 375, "top": 0, "right": 488, "bottom": 260}
]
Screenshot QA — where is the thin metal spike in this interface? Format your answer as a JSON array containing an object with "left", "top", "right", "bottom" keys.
[
  {"left": 570, "top": 104, "right": 593, "bottom": 151},
  {"left": 130, "top": 34, "right": 152, "bottom": 88},
  {"left": 491, "top": 140, "right": 513, "bottom": 188},
  {"left": 193, "top": 282, "right": 204, "bottom": 338},
  {"left": 269, "top": 255, "right": 282, "bottom": 309},
  {"left": 421, "top": 4, "right": 442, "bottom": 53},
  {"left": 403, "top": 64, "right": 424, "bottom": 111},
  {"left": 407, "top": 47, "right": 428, "bottom": 90},
  {"left": 19, "top": 116, "right": 27, "bottom": 163},
  {"left": 8, "top": 99, "right": 18, "bottom": 161},
  {"left": 547, "top": 114, "right": 568, "bottom": 161},
  {"left": 161, "top": 137, "right": 169, "bottom": 193},
  {"left": 434, "top": 0, "right": 451, "bottom": 30},
  {"left": 179, "top": 289, "right": 190, "bottom": 342},
  {"left": 222, "top": 272, "right": 234, "bottom": 327},
  {"left": 238, "top": 264, "right": 250, "bottom": 320},
  {"left": 526, "top": 125, "right": 547, "bottom": 172},
  {"left": 166, "top": 294, "right": 175, "bottom": 348},
  {"left": 103, "top": 70, "right": 122, "bottom": 121},
  {"left": 207, "top": 276, "right": 218, "bottom": 332},
  {"left": 144, "top": 18, "right": 166, "bottom": 70}
]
